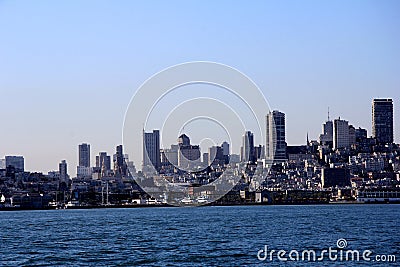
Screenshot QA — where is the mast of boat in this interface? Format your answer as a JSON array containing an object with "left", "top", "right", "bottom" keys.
[
  {"left": 101, "top": 186, "right": 104, "bottom": 205},
  {"left": 106, "top": 181, "right": 109, "bottom": 205}
]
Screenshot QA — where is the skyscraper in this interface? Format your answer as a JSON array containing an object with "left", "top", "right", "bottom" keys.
[
  {"left": 221, "top": 141, "right": 230, "bottom": 164},
  {"left": 333, "top": 118, "right": 349, "bottom": 149},
  {"left": 143, "top": 130, "right": 161, "bottom": 170},
  {"left": 59, "top": 160, "right": 68, "bottom": 182},
  {"left": 372, "top": 98, "right": 394, "bottom": 144},
  {"left": 78, "top": 143, "right": 90, "bottom": 167},
  {"left": 266, "top": 110, "right": 287, "bottom": 161},
  {"left": 114, "top": 145, "right": 127, "bottom": 176},
  {"left": 241, "top": 131, "right": 255, "bottom": 162}
]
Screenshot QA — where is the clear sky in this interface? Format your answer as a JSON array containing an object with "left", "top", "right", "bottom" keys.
[{"left": 0, "top": 0, "right": 399, "bottom": 175}]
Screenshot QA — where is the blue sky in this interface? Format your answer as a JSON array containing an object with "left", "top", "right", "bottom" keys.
[{"left": 0, "top": 0, "right": 399, "bottom": 174}]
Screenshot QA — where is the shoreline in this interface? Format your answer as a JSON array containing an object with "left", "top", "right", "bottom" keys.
[{"left": 1, "top": 201, "right": 399, "bottom": 211}]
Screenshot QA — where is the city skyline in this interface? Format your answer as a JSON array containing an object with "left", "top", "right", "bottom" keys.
[
  {"left": 0, "top": 98, "right": 396, "bottom": 175},
  {"left": 1, "top": 1, "right": 399, "bottom": 174}
]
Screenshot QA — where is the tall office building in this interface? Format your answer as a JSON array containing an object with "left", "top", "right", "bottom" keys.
[
  {"left": 266, "top": 110, "right": 287, "bottom": 161},
  {"left": 77, "top": 143, "right": 91, "bottom": 177},
  {"left": 333, "top": 118, "right": 349, "bottom": 149},
  {"left": 59, "top": 160, "right": 68, "bottom": 182},
  {"left": 372, "top": 98, "right": 394, "bottom": 144},
  {"left": 241, "top": 131, "right": 255, "bottom": 162},
  {"left": 221, "top": 141, "right": 230, "bottom": 164},
  {"left": 114, "top": 145, "right": 127, "bottom": 176},
  {"left": 143, "top": 130, "right": 161, "bottom": 170},
  {"left": 78, "top": 143, "right": 91, "bottom": 167}
]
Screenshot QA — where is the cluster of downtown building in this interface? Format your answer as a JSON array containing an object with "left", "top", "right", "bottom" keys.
[
  {"left": 142, "top": 98, "right": 399, "bottom": 204},
  {"left": 0, "top": 98, "right": 398, "bottom": 208},
  {"left": 0, "top": 144, "right": 142, "bottom": 208}
]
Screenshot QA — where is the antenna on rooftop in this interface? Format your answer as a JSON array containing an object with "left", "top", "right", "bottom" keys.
[{"left": 328, "top": 107, "right": 330, "bottom": 121}]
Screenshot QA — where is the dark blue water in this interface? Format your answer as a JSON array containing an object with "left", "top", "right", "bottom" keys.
[{"left": 0, "top": 205, "right": 399, "bottom": 266}]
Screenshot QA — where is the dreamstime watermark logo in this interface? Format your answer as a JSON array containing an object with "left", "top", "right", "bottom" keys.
[
  {"left": 257, "top": 238, "right": 396, "bottom": 263},
  {"left": 122, "top": 62, "right": 272, "bottom": 206}
]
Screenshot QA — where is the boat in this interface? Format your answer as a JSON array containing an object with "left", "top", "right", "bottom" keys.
[
  {"left": 65, "top": 200, "right": 80, "bottom": 208},
  {"left": 180, "top": 197, "right": 193, "bottom": 205},
  {"left": 196, "top": 196, "right": 209, "bottom": 204}
]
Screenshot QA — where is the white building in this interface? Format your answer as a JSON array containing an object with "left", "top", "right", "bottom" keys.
[{"left": 333, "top": 118, "right": 349, "bottom": 149}]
